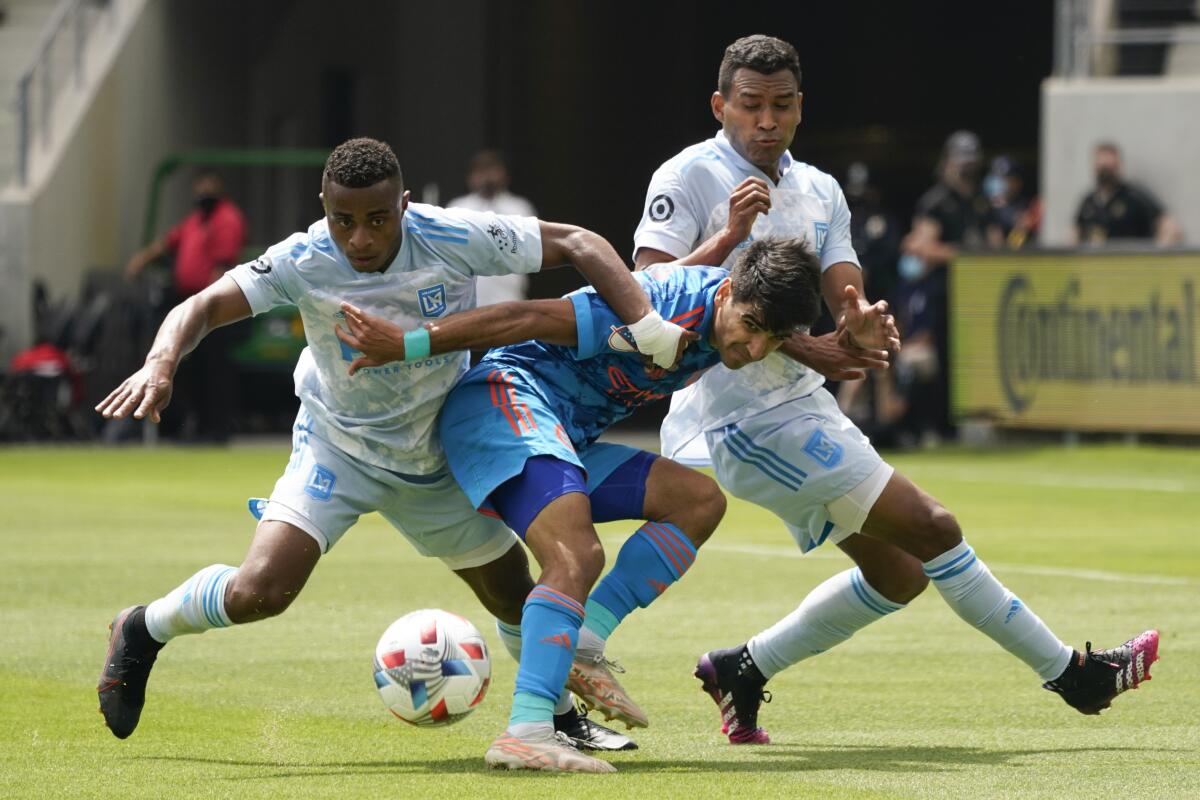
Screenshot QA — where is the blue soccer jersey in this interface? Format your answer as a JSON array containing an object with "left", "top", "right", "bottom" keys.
[
  {"left": 484, "top": 263, "right": 725, "bottom": 445},
  {"left": 439, "top": 263, "right": 728, "bottom": 509}
]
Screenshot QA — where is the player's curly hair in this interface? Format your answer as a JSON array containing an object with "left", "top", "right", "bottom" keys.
[
  {"left": 729, "top": 238, "right": 822, "bottom": 336},
  {"left": 718, "top": 35, "right": 801, "bottom": 96},
  {"left": 323, "top": 137, "right": 403, "bottom": 189}
]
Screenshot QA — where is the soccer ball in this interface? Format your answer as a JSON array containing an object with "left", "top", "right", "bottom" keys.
[{"left": 373, "top": 608, "right": 491, "bottom": 726}]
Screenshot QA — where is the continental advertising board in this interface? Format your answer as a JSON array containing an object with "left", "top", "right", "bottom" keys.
[{"left": 952, "top": 253, "right": 1200, "bottom": 433}]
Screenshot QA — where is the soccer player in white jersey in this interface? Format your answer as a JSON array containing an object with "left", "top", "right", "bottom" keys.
[
  {"left": 94, "top": 137, "right": 688, "bottom": 749},
  {"left": 628, "top": 36, "right": 1159, "bottom": 743}
]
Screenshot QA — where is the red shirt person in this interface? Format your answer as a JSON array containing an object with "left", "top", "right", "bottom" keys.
[{"left": 126, "top": 171, "right": 247, "bottom": 297}]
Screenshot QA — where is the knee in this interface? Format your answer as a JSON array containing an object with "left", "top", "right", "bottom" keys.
[
  {"left": 558, "top": 537, "right": 606, "bottom": 597},
  {"left": 666, "top": 473, "right": 727, "bottom": 547},
  {"left": 225, "top": 565, "right": 301, "bottom": 621},
  {"left": 925, "top": 505, "right": 962, "bottom": 554}
]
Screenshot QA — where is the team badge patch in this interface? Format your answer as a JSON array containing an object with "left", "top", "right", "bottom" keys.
[
  {"left": 304, "top": 464, "right": 337, "bottom": 501},
  {"left": 813, "top": 221, "right": 829, "bottom": 251},
  {"left": 802, "top": 429, "right": 843, "bottom": 469},
  {"left": 417, "top": 283, "right": 447, "bottom": 317},
  {"left": 648, "top": 194, "right": 674, "bottom": 222},
  {"left": 606, "top": 325, "right": 638, "bottom": 353}
]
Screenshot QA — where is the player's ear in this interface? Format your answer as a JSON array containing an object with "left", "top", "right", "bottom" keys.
[
  {"left": 715, "top": 277, "right": 731, "bottom": 304},
  {"left": 711, "top": 91, "right": 725, "bottom": 123},
  {"left": 400, "top": 189, "right": 411, "bottom": 213},
  {"left": 797, "top": 91, "right": 804, "bottom": 122}
]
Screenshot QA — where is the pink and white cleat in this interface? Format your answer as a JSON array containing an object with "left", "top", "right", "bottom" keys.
[
  {"left": 694, "top": 647, "right": 771, "bottom": 744},
  {"left": 1043, "top": 629, "right": 1160, "bottom": 715}
]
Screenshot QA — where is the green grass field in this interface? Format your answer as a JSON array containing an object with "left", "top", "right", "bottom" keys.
[{"left": 2, "top": 443, "right": 1198, "bottom": 799}]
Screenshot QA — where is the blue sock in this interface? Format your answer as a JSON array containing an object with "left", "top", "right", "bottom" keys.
[
  {"left": 509, "top": 585, "right": 585, "bottom": 729},
  {"left": 583, "top": 522, "right": 697, "bottom": 644}
]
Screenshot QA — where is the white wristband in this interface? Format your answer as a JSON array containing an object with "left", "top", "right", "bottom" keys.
[{"left": 627, "top": 310, "right": 687, "bottom": 369}]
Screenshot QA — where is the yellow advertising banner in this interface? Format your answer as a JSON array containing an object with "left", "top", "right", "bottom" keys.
[{"left": 951, "top": 252, "right": 1200, "bottom": 432}]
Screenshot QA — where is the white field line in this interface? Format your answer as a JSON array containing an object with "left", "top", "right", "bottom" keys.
[
  {"left": 600, "top": 535, "right": 1198, "bottom": 587},
  {"left": 901, "top": 469, "right": 1198, "bottom": 494}
]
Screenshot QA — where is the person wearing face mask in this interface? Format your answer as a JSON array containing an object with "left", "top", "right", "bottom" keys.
[
  {"left": 448, "top": 149, "right": 537, "bottom": 308},
  {"left": 893, "top": 130, "right": 991, "bottom": 442},
  {"left": 1073, "top": 142, "right": 1181, "bottom": 247},
  {"left": 124, "top": 169, "right": 248, "bottom": 442}
]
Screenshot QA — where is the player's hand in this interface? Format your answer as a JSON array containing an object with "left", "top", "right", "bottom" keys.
[
  {"left": 836, "top": 285, "right": 901, "bottom": 352},
  {"left": 723, "top": 177, "right": 771, "bottom": 243},
  {"left": 639, "top": 328, "right": 701, "bottom": 373},
  {"left": 780, "top": 330, "right": 890, "bottom": 381},
  {"left": 336, "top": 302, "right": 407, "bottom": 375},
  {"left": 95, "top": 362, "right": 174, "bottom": 422}
]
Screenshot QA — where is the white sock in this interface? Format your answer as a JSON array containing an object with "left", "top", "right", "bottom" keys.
[
  {"left": 747, "top": 568, "right": 904, "bottom": 679},
  {"left": 144, "top": 564, "right": 237, "bottom": 643},
  {"left": 496, "top": 619, "right": 574, "bottom": 716},
  {"left": 575, "top": 625, "right": 606, "bottom": 661},
  {"left": 923, "top": 541, "right": 1073, "bottom": 681}
]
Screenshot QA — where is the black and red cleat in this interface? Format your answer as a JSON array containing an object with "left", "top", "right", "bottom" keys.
[{"left": 97, "top": 606, "right": 163, "bottom": 739}]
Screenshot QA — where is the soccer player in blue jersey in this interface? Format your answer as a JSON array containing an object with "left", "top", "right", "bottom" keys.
[
  {"left": 631, "top": 35, "right": 1159, "bottom": 744},
  {"left": 93, "top": 137, "right": 692, "bottom": 748},
  {"left": 336, "top": 237, "right": 868, "bottom": 771}
]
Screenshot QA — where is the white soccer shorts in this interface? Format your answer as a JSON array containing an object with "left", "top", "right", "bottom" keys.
[
  {"left": 707, "top": 387, "right": 893, "bottom": 553},
  {"left": 260, "top": 414, "right": 518, "bottom": 570}
]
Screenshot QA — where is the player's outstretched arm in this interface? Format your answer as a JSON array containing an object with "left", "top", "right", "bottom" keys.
[
  {"left": 335, "top": 299, "right": 578, "bottom": 376},
  {"left": 95, "top": 276, "right": 251, "bottom": 422},
  {"left": 539, "top": 221, "right": 688, "bottom": 369},
  {"left": 773, "top": 261, "right": 898, "bottom": 381}
]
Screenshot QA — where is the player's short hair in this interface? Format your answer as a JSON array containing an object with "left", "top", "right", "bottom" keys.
[
  {"left": 1094, "top": 141, "right": 1122, "bottom": 158},
  {"left": 718, "top": 35, "right": 802, "bottom": 96},
  {"left": 728, "top": 238, "right": 822, "bottom": 335},
  {"left": 323, "top": 137, "right": 403, "bottom": 189}
]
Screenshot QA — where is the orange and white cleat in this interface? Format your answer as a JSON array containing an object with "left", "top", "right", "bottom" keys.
[
  {"left": 567, "top": 654, "right": 649, "bottom": 729},
  {"left": 484, "top": 729, "right": 616, "bottom": 773}
]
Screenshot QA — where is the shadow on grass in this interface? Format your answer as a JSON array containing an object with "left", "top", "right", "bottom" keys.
[{"left": 139, "top": 744, "right": 1180, "bottom": 778}]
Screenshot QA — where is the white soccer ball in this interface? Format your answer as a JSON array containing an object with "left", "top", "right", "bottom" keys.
[{"left": 373, "top": 608, "right": 491, "bottom": 726}]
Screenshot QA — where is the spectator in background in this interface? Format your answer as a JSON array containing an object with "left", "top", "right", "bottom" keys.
[
  {"left": 1073, "top": 142, "right": 1181, "bottom": 247},
  {"left": 896, "top": 130, "right": 991, "bottom": 443},
  {"left": 984, "top": 155, "right": 1040, "bottom": 249},
  {"left": 844, "top": 161, "right": 901, "bottom": 305},
  {"left": 124, "top": 169, "right": 247, "bottom": 443},
  {"left": 448, "top": 149, "right": 537, "bottom": 307}
]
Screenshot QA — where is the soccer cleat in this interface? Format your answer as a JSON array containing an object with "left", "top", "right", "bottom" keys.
[
  {"left": 695, "top": 647, "right": 771, "bottom": 744},
  {"left": 97, "top": 606, "right": 163, "bottom": 739},
  {"left": 555, "top": 703, "right": 639, "bottom": 751},
  {"left": 484, "top": 729, "right": 617, "bottom": 773},
  {"left": 567, "top": 654, "right": 649, "bottom": 729},
  {"left": 1043, "top": 629, "right": 1160, "bottom": 715}
]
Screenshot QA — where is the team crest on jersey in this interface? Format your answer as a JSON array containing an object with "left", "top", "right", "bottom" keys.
[
  {"left": 607, "top": 325, "right": 638, "bottom": 353},
  {"left": 813, "top": 221, "right": 829, "bottom": 251},
  {"left": 250, "top": 256, "right": 272, "bottom": 274},
  {"left": 304, "top": 464, "right": 337, "bottom": 501},
  {"left": 417, "top": 283, "right": 447, "bottom": 317},
  {"left": 802, "top": 429, "right": 843, "bottom": 469},
  {"left": 486, "top": 222, "right": 518, "bottom": 254}
]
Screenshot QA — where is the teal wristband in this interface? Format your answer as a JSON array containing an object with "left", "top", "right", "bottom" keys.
[{"left": 403, "top": 327, "right": 431, "bottom": 361}]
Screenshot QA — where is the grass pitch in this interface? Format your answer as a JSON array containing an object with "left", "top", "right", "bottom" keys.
[{"left": 1, "top": 443, "right": 1197, "bottom": 799}]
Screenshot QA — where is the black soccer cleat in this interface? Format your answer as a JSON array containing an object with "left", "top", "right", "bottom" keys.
[
  {"left": 554, "top": 703, "right": 639, "bottom": 751},
  {"left": 97, "top": 606, "right": 163, "bottom": 739},
  {"left": 1043, "top": 630, "right": 1159, "bottom": 715},
  {"left": 694, "top": 646, "right": 771, "bottom": 744}
]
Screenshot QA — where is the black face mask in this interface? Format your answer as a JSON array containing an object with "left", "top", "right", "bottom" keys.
[
  {"left": 1096, "top": 168, "right": 1119, "bottom": 188},
  {"left": 195, "top": 195, "right": 220, "bottom": 215}
]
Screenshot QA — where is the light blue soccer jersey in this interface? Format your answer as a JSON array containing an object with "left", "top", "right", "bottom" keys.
[
  {"left": 474, "top": 263, "right": 725, "bottom": 447},
  {"left": 634, "top": 131, "right": 862, "bottom": 461},
  {"left": 228, "top": 203, "right": 542, "bottom": 474}
]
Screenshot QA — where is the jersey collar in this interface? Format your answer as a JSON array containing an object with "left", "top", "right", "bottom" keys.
[{"left": 713, "top": 130, "right": 794, "bottom": 184}]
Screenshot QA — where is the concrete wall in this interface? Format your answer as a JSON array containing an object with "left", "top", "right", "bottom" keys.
[
  {"left": 1, "top": 0, "right": 491, "bottom": 362},
  {"left": 1041, "top": 77, "right": 1200, "bottom": 246}
]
